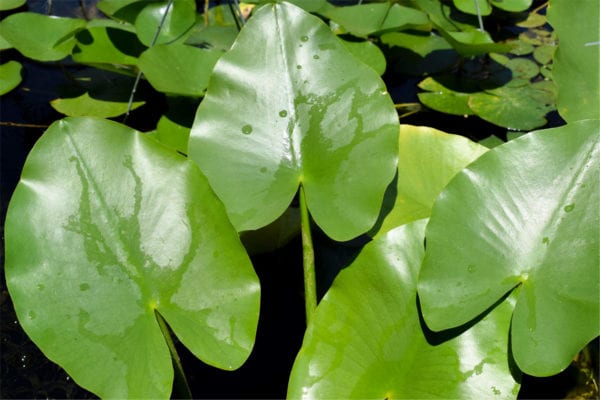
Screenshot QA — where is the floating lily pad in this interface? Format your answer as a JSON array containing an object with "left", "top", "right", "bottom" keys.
[
  {"left": 135, "top": 0, "right": 196, "bottom": 46},
  {"left": 0, "top": 0, "right": 25, "bottom": 11},
  {"left": 0, "top": 60, "right": 22, "bottom": 95},
  {"left": 289, "top": 220, "right": 520, "bottom": 399},
  {"left": 418, "top": 77, "right": 474, "bottom": 116},
  {"left": 5, "top": 117, "right": 261, "bottom": 398},
  {"left": 51, "top": 70, "right": 145, "bottom": 118},
  {"left": 138, "top": 44, "right": 221, "bottom": 96},
  {"left": 0, "top": 12, "right": 86, "bottom": 61},
  {"left": 73, "top": 20, "right": 144, "bottom": 67},
  {"left": 381, "top": 31, "right": 458, "bottom": 76},
  {"left": 418, "top": 120, "right": 599, "bottom": 376},
  {"left": 532, "top": 44, "right": 555, "bottom": 65},
  {"left": 491, "top": 0, "right": 532, "bottom": 12},
  {"left": 319, "top": 2, "right": 429, "bottom": 37},
  {"left": 189, "top": 2, "right": 399, "bottom": 241},
  {"left": 453, "top": 0, "right": 492, "bottom": 16}
]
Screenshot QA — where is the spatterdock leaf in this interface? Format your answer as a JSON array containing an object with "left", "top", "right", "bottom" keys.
[
  {"left": 418, "top": 120, "right": 599, "bottom": 376},
  {"left": 547, "top": 0, "right": 599, "bottom": 121},
  {"left": 189, "top": 2, "right": 399, "bottom": 241},
  {"left": 5, "top": 117, "right": 260, "bottom": 398},
  {"left": 288, "top": 221, "right": 520, "bottom": 399},
  {"left": 374, "top": 125, "right": 488, "bottom": 237},
  {"left": 0, "top": 12, "right": 85, "bottom": 61}
]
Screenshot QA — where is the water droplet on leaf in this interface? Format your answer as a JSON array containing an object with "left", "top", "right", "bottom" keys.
[
  {"left": 300, "top": 35, "right": 308, "bottom": 42},
  {"left": 296, "top": 65, "right": 302, "bottom": 69},
  {"left": 241, "top": 124, "right": 253, "bottom": 135},
  {"left": 260, "top": 167, "right": 267, "bottom": 173},
  {"left": 28, "top": 310, "right": 36, "bottom": 320},
  {"left": 79, "top": 283, "right": 90, "bottom": 291},
  {"left": 313, "top": 54, "right": 319, "bottom": 60},
  {"left": 542, "top": 237, "right": 549, "bottom": 245},
  {"left": 563, "top": 204, "right": 575, "bottom": 212},
  {"left": 37, "top": 283, "right": 45, "bottom": 291},
  {"left": 467, "top": 264, "right": 475, "bottom": 272},
  {"left": 279, "top": 110, "right": 288, "bottom": 117}
]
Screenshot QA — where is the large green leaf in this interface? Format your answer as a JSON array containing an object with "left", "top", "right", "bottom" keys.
[
  {"left": 5, "top": 117, "right": 260, "bottom": 398},
  {"left": 288, "top": 220, "right": 520, "bottom": 399},
  {"left": 418, "top": 120, "right": 599, "bottom": 376},
  {"left": 138, "top": 43, "right": 221, "bottom": 96},
  {"left": 375, "top": 125, "right": 488, "bottom": 237},
  {"left": 0, "top": 12, "right": 86, "bottom": 61},
  {"left": 0, "top": 0, "right": 26, "bottom": 11},
  {"left": 453, "top": 0, "right": 492, "bottom": 16},
  {"left": 189, "top": 2, "right": 399, "bottom": 241},
  {"left": 547, "top": 0, "right": 600, "bottom": 121}
]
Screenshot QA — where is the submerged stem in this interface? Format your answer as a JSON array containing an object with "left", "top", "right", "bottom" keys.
[
  {"left": 155, "top": 310, "right": 192, "bottom": 399},
  {"left": 299, "top": 185, "right": 317, "bottom": 324}
]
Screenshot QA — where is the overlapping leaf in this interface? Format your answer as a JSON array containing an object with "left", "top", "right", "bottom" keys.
[
  {"left": 189, "top": 2, "right": 399, "bottom": 241},
  {"left": 289, "top": 221, "right": 520, "bottom": 399},
  {"left": 374, "top": 125, "right": 488, "bottom": 237},
  {"left": 418, "top": 120, "right": 599, "bottom": 376},
  {"left": 0, "top": 13, "right": 85, "bottom": 61},
  {"left": 5, "top": 117, "right": 260, "bottom": 398}
]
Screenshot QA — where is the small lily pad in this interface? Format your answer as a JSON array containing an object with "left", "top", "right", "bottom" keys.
[{"left": 0, "top": 60, "right": 22, "bottom": 95}]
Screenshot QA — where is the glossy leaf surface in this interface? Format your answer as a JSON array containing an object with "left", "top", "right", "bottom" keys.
[
  {"left": 138, "top": 44, "right": 221, "bottom": 96},
  {"left": 418, "top": 120, "right": 599, "bottom": 376},
  {"left": 5, "top": 117, "right": 260, "bottom": 398},
  {"left": 289, "top": 221, "right": 520, "bottom": 399},
  {"left": 547, "top": 0, "right": 599, "bottom": 121},
  {"left": 189, "top": 2, "right": 399, "bottom": 241},
  {"left": 0, "top": 60, "right": 22, "bottom": 95},
  {"left": 375, "top": 125, "right": 487, "bottom": 237},
  {"left": 0, "top": 13, "right": 85, "bottom": 61},
  {"left": 453, "top": 0, "right": 492, "bottom": 16}
]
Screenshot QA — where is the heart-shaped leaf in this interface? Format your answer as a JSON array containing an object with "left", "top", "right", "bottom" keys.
[
  {"left": 547, "top": 0, "right": 599, "bottom": 121},
  {"left": 5, "top": 117, "right": 260, "bottom": 398},
  {"left": 418, "top": 120, "right": 599, "bottom": 376},
  {"left": 288, "top": 220, "right": 520, "bottom": 398},
  {"left": 189, "top": 2, "right": 399, "bottom": 241},
  {"left": 374, "top": 125, "right": 488, "bottom": 237},
  {"left": 0, "top": 12, "right": 86, "bottom": 61}
]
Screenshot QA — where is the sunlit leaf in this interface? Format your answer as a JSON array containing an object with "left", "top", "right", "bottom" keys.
[
  {"left": 491, "top": 0, "right": 532, "bottom": 12},
  {"left": 0, "top": 60, "right": 22, "bottom": 95},
  {"left": 418, "top": 120, "right": 599, "bottom": 376},
  {"left": 289, "top": 221, "right": 520, "bottom": 399},
  {"left": 50, "top": 70, "right": 145, "bottom": 118},
  {"left": 138, "top": 44, "right": 221, "bottom": 96},
  {"left": 189, "top": 2, "right": 399, "bottom": 241},
  {"left": 340, "top": 38, "right": 386, "bottom": 75},
  {"left": 0, "top": 0, "right": 25, "bottom": 11},
  {"left": 547, "top": 0, "right": 599, "bottom": 121},
  {"left": 73, "top": 20, "right": 144, "bottom": 67},
  {"left": 319, "top": 2, "right": 429, "bottom": 37},
  {"left": 135, "top": 0, "right": 196, "bottom": 46},
  {"left": 453, "top": 0, "right": 492, "bottom": 16},
  {"left": 5, "top": 117, "right": 260, "bottom": 398},
  {"left": 0, "top": 12, "right": 85, "bottom": 61},
  {"left": 374, "top": 125, "right": 488, "bottom": 237}
]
